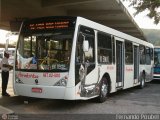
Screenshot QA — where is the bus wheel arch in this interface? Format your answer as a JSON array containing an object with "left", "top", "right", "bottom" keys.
[
  {"left": 97, "top": 73, "right": 111, "bottom": 103},
  {"left": 103, "top": 73, "right": 111, "bottom": 93}
]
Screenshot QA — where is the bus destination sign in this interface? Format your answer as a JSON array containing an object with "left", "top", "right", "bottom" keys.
[{"left": 29, "top": 21, "right": 70, "bottom": 30}]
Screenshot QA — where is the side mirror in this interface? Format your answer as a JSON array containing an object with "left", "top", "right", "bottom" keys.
[{"left": 83, "top": 40, "right": 89, "bottom": 52}]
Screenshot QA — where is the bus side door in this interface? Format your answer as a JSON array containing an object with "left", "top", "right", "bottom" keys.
[
  {"left": 115, "top": 37, "right": 125, "bottom": 88},
  {"left": 134, "top": 44, "right": 139, "bottom": 84}
]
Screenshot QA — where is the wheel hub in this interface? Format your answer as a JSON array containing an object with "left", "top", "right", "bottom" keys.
[{"left": 101, "top": 83, "right": 108, "bottom": 96}]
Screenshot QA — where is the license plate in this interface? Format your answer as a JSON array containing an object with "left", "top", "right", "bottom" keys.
[{"left": 32, "top": 88, "right": 42, "bottom": 93}]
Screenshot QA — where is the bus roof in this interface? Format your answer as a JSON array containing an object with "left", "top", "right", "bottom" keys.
[{"left": 76, "top": 16, "right": 153, "bottom": 48}]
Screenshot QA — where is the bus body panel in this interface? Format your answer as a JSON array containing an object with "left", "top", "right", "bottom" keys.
[
  {"left": 124, "top": 65, "right": 134, "bottom": 89},
  {"left": 98, "top": 65, "right": 117, "bottom": 93}
]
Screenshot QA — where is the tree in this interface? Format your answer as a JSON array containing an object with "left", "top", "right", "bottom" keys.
[{"left": 123, "top": 0, "right": 160, "bottom": 24}]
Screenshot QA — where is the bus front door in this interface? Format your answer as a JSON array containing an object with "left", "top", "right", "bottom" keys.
[{"left": 116, "top": 39, "right": 124, "bottom": 88}]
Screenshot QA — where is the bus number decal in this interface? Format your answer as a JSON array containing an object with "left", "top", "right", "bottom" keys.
[{"left": 43, "top": 73, "right": 60, "bottom": 78}]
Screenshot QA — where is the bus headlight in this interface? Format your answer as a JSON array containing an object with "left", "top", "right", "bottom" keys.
[
  {"left": 54, "top": 76, "right": 68, "bottom": 86},
  {"left": 15, "top": 77, "right": 24, "bottom": 84}
]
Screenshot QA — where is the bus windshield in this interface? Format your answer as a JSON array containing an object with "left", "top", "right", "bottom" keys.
[
  {"left": 154, "top": 48, "right": 160, "bottom": 66},
  {"left": 16, "top": 31, "right": 73, "bottom": 71}
]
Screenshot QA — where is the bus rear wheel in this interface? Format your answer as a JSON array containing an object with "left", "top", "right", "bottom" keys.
[
  {"left": 97, "top": 78, "right": 109, "bottom": 103},
  {"left": 139, "top": 74, "right": 145, "bottom": 89}
]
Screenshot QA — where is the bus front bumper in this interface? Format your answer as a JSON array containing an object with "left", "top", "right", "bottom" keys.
[
  {"left": 14, "top": 84, "right": 75, "bottom": 100},
  {"left": 153, "top": 74, "right": 160, "bottom": 80}
]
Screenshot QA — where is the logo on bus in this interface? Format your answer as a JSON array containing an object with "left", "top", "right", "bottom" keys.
[
  {"left": 126, "top": 67, "right": 133, "bottom": 72},
  {"left": 17, "top": 73, "right": 38, "bottom": 78}
]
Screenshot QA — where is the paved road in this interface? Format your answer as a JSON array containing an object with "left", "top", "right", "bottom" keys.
[{"left": 0, "top": 72, "right": 160, "bottom": 119}]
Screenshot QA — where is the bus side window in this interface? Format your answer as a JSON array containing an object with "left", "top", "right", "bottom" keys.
[
  {"left": 76, "top": 33, "right": 83, "bottom": 63},
  {"left": 146, "top": 47, "right": 151, "bottom": 65},
  {"left": 0, "top": 54, "right": 3, "bottom": 58},
  {"left": 140, "top": 45, "right": 146, "bottom": 64},
  {"left": 125, "top": 41, "right": 133, "bottom": 64},
  {"left": 150, "top": 48, "right": 154, "bottom": 60},
  {"left": 112, "top": 36, "right": 115, "bottom": 64},
  {"left": 97, "top": 32, "right": 112, "bottom": 64}
]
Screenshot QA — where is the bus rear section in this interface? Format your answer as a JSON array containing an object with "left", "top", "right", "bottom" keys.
[{"left": 153, "top": 47, "right": 160, "bottom": 80}]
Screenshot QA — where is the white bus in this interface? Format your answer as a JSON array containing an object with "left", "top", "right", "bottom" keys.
[{"left": 13, "top": 16, "right": 154, "bottom": 102}]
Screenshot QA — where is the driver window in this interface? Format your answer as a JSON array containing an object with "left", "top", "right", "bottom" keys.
[{"left": 76, "top": 26, "right": 95, "bottom": 63}]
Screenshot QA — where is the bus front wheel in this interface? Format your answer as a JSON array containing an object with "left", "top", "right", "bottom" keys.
[{"left": 97, "top": 77, "right": 109, "bottom": 103}]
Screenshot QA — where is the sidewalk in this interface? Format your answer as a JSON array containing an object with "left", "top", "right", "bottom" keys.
[{"left": 0, "top": 71, "right": 15, "bottom": 114}]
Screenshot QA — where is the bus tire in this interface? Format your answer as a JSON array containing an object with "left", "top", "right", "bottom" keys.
[
  {"left": 139, "top": 73, "right": 145, "bottom": 89},
  {"left": 97, "top": 77, "right": 109, "bottom": 103}
]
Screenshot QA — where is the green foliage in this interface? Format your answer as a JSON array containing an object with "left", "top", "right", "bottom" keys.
[
  {"left": 24, "top": 40, "right": 31, "bottom": 49},
  {"left": 123, "top": 0, "right": 160, "bottom": 24},
  {"left": 142, "top": 29, "right": 160, "bottom": 46}
]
